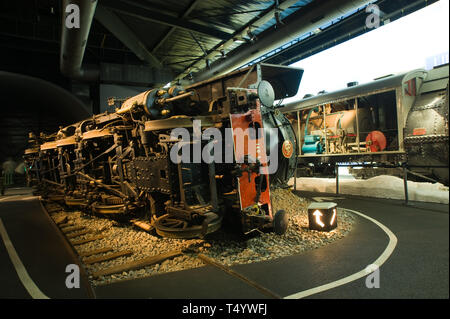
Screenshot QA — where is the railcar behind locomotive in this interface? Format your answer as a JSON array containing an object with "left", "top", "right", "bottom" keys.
[
  {"left": 24, "top": 64, "right": 303, "bottom": 238},
  {"left": 280, "top": 63, "right": 449, "bottom": 185}
]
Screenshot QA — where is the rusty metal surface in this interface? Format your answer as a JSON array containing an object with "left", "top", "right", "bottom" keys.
[
  {"left": 24, "top": 148, "right": 39, "bottom": 154},
  {"left": 81, "top": 128, "right": 114, "bottom": 140},
  {"left": 144, "top": 116, "right": 216, "bottom": 131},
  {"left": 154, "top": 213, "right": 222, "bottom": 239},
  {"left": 56, "top": 136, "right": 77, "bottom": 147},
  {"left": 40, "top": 141, "right": 59, "bottom": 151},
  {"left": 187, "top": 63, "right": 303, "bottom": 101}
]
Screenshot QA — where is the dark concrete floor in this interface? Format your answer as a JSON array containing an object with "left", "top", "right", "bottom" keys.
[
  {"left": 0, "top": 189, "right": 448, "bottom": 299},
  {"left": 0, "top": 194, "right": 92, "bottom": 298},
  {"left": 96, "top": 192, "right": 448, "bottom": 299},
  {"left": 293, "top": 192, "right": 449, "bottom": 299}
]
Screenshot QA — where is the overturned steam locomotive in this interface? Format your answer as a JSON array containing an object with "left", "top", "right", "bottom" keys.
[{"left": 24, "top": 64, "right": 303, "bottom": 238}]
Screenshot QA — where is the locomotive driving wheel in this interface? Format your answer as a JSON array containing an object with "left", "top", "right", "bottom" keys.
[
  {"left": 154, "top": 212, "right": 222, "bottom": 239},
  {"left": 156, "top": 215, "right": 188, "bottom": 230}
]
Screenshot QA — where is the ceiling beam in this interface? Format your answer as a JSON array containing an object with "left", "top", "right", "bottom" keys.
[
  {"left": 175, "top": 0, "right": 304, "bottom": 81},
  {"left": 101, "top": 0, "right": 231, "bottom": 41},
  {"left": 265, "top": 0, "right": 438, "bottom": 66},
  {"left": 151, "top": 0, "right": 202, "bottom": 54},
  {"left": 95, "top": 5, "right": 163, "bottom": 68},
  {"left": 189, "top": 31, "right": 207, "bottom": 56},
  {"left": 186, "top": 0, "right": 375, "bottom": 82}
]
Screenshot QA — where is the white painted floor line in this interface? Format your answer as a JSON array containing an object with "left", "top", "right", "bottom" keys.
[
  {"left": 0, "top": 195, "right": 37, "bottom": 203},
  {"left": 284, "top": 208, "right": 398, "bottom": 299},
  {"left": 0, "top": 218, "right": 50, "bottom": 299},
  {"left": 0, "top": 195, "right": 21, "bottom": 202}
]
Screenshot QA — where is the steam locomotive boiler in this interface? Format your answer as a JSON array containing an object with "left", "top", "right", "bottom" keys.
[{"left": 24, "top": 64, "right": 303, "bottom": 238}]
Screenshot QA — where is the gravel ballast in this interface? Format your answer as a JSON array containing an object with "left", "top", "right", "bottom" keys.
[{"left": 48, "top": 188, "right": 355, "bottom": 286}]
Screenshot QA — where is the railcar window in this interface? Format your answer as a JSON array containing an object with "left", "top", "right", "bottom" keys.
[{"left": 357, "top": 90, "right": 398, "bottom": 151}]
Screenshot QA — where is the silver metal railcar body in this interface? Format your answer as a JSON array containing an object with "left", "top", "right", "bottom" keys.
[{"left": 279, "top": 64, "right": 449, "bottom": 184}]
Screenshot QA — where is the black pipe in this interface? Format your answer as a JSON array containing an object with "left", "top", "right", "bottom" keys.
[
  {"left": 193, "top": 0, "right": 372, "bottom": 81},
  {"left": 60, "top": 0, "right": 99, "bottom": 81}
]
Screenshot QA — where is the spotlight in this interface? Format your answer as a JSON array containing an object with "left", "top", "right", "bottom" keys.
[{"left": 307, "top": 202, "right": 338, "bottom": 231}]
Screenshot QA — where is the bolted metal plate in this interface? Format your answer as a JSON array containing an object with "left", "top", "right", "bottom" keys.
[{"left": 126, "top": 156, "right": 171, "bottom": 193}]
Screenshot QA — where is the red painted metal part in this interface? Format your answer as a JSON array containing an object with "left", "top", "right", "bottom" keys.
[
  {"left": 365, "top": 130, "right": 387, "bottom": 152},
  {"left": 282, "top": 140, "right": 294, "bottom": 158},
  {"left": 404, "top": 78, "right": 417, "bottom": 96},
  {"left": 413, "top": 128, "right": 427, "bottom": 136},
  {"left": 230, "top": 102, "right": 272, "bottom": 219}
]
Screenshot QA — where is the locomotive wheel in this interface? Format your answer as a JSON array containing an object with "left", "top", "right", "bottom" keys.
[
  {"left": 273, "top": 210, "right": 288, "bottom": 235},
  {"left": 91, "top": 196, "right": 130, "bottom": 215},
  {"left": 47, "top": 194, "right": 65, "bottom": 202},
  {"left": 157, "top": 216, "right": 188, "bottom": 230},
  {"left": 154, "top": 212, "right": 222, "bottom": 239},
  {"left": 104, "top": 195, "right": 124, "bottom": 205},
  {"left": 91, "top": 203, "right": 127, "bottom": 214},
  {"left": 64, "top": 196, "right": 87, "bottom": 207}
]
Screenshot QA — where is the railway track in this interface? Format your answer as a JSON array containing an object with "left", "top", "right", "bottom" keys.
[
  {"left": 43, "top": 202, "right": 123, "bottom": 259},
  {"left": 42, "top": 200, "right": 194, "bottom": 276},
  {"left": 42, "top": 199, "right": 282, "bottom": 298},
  {"left": 43, "top": 201, "right": 143, "bottom": 274},
  {"left": 192, "top": 251, "right": 281, "bottom": 299},
  {"left": 40, "top": 188, "right": 355, "bottom": 298}
]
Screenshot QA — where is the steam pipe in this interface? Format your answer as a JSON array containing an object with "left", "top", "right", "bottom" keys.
[
  {"left": 190, "top": 0, "right": 372, "bottom": 82},
  {"left": 60, "top": 0, "right": 99, "bottom": 81}
]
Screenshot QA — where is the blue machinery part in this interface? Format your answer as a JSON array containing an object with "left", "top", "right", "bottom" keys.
[
  {"left": 302, "top": 107, "right": 324, "bottom": 154},
  {"left": 302, "top": 135, "right": 323, "bottom": 154}
]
